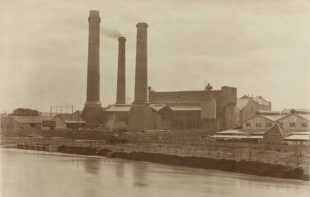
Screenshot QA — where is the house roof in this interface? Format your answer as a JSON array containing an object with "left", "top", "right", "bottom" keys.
[
  {"left": 277, "top": 113, "right": 310, "bottom": 122},
  {"left": 298, "top": 114, "right": 310, "bottom": 121},
  {"left": 12, "top": 116, "right": 52, "bottom": 123},
  {"left": 105, "top": 104, "right": 131, "bottom": 112},
  {"left": 244, "top": 114, "right": 284, "bottom": 123},
  {"left": 262, "top": 115, "right": 285, "bottom": 121}
]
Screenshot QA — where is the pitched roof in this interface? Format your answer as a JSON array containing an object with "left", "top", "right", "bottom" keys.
[
  {"left": 264, "top": 124, "right": 284, "bottom": 137},
  {"left": 277, "top": 113, "right": 310, "bottom": 122},
  {"left": 262, "top": 115, "right": 285, "bottom": 121},
  {"left": 298, "top": 114, "right": 310, "bottom": 121},
  {"left": 244, "top": 114, "right": 283, "bottom": 123}
]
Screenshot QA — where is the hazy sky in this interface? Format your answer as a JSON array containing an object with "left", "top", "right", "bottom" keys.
[{"left": 1, "top": 0, "right": 310, "bottom": 113}]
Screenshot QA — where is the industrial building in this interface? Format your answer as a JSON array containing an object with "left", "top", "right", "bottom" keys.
[{"left": 212, "top": 110, "right": 310, "bottom": 144}]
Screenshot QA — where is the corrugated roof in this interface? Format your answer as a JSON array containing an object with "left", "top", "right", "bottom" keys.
[
  {"left": 105, "top": 105, "right": 131, "bottom": 112},
  {"left": 170, "top": 105, "right": 201, "bottom": 111},
  {"left": 284, "top": 135, "right": 310, "bottom": 141}
]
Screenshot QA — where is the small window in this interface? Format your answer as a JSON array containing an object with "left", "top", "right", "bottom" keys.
[
  {"left": 266, "top": 123, "right": 272, "bottom": 127},
  {"left": 256, "top": 123, "right": 262, "bottom": 128},
  {"left": 289, "top": 123, "right": 295, "bottom": 127},
  {"left": 302, "top": 123, "right": 308, "bottom": 128},
  {"left": 246, "top": 122, "right": 251, "bottom": 127}
]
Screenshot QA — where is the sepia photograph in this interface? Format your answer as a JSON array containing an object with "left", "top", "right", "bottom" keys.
[{"left": 0, "top": 0, "right": 310, "bottom": 196}]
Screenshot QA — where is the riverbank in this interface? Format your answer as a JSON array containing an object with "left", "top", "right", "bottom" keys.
[
  {"left": 1, "top": 136, "right": 309, "bottom": 181},
  {"left": 54, "top": 145, "right": 309, "bottom": 181}
]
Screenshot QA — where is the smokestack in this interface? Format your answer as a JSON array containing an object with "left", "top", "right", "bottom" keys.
[
  {"left": 116, "top": 37, "right": 126, "bottom": 104},
  {"left": 128, "top": 22, "right": 153, "bottom": 131},
  {"left": 82, "top": 10, "right": 104, "bottom": 126},
  {"left": 85, "top": 10, "right": 101, "bottom": 107},
  {"left": 133, "top": 23, "right": 148, "bottom": 104}
]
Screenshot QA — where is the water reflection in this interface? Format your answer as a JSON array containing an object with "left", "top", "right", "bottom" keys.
[
  {"left": 83, "top": 158, "right": 100, "bottom": 175},
  {"left": 1, "top": 149, "right": 309, "bottom": 197},
  {"left": 115, "top": 161, "right": 125, "bottom": 178},
  {"left": 132, "top": 162, "right": 148, "bottom": 188}
]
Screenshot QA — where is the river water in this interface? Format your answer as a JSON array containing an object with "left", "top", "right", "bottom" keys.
[{"left": 0, "top": 149, "right": 309, "bottom": 197}]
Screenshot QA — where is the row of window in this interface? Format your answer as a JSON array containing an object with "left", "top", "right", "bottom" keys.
[{"left": 245, "top": 122, "right": 308, "bottom": 128}]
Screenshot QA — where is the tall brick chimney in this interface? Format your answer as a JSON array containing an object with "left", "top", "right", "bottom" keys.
[
  {"left": 116, "top": 37, "right": 126, "bottom": 104},
  {"left": 133, "top": 23, "right": 148, "bottom": 103},
  {"left": 128, "top": 22, "right": 153, "bottom": 131},
  {"left": 82, "top": 10, "right": 104, "bottom": 126}
]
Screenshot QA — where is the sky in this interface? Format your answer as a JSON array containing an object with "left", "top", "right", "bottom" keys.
[{"left": 1, "top": 0, "right": 310, "bottom": 113}]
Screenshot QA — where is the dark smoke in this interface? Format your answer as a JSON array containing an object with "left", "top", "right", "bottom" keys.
[{"left": 102, "top": 28, "right": 122, "bottom": 38}]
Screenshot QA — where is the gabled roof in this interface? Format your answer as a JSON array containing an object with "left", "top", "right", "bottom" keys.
[
  {"left": 264, "top": 124, "right": 284, "bottom": 137},
  {"left": 244, "top": 114, "right": 284, "bottom": 123},
  {"left": 277, "top": 113, "right": 310, "bottom": 122}
]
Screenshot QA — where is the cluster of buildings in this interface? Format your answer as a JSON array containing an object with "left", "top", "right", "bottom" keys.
[
  {"left": 0, "top": 111, "right": 85, "bottom": 132},
  {"left": 212, "top": 109, "right": 310, "bottom": 144},
  {"left": 1, "top": 10, "right": 309, "bottom": 145}
]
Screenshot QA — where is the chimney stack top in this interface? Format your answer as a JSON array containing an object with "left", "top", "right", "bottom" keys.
[
  {"left": 136, "top": 22, "right": 148, "bottom": 28},
  {"left": 89, "top": 10, "right": 100, "bottom": 17},
  {"left": 118, "top": 37, "right": 126, "bottom": 42}
]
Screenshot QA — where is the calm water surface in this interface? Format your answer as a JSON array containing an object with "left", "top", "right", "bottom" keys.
[{"left": 0, "top": 148, "right": 309, "bottom": 197}]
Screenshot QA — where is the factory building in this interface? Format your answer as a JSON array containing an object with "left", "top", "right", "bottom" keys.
[{"left": 149, "top": 84, "right": 239, "bottom": 130}]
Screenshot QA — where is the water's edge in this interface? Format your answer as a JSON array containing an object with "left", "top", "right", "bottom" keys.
[{"left": 5, "top": 145, "right": 308, "bottom": 181}]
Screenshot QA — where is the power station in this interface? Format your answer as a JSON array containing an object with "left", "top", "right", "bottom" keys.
[{"left": 82, "top": 10, "right": 239, "bottom": 131}]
